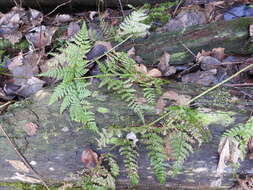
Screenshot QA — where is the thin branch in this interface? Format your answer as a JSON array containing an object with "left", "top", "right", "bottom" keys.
[
  {"left": 118, "top": 0, "right": 125, "bottom": 18},
  {"left": 180, "top": 41, "right": 196, "bottom": 58},
  {"left": 0, "top": 125, "right": 50, "bottom": 190},
  {"left": 45, "top": 0, "right": 72, "bottom": 17}
]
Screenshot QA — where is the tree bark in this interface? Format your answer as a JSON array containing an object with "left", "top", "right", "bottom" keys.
[{"left": 120, "top": 17, "right": 253, "bottom": 66}]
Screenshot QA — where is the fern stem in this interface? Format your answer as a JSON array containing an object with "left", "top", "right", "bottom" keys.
[
  {"left": 187, "top": 63, "right": 253, "bottom": 104},
  {"left": 88, "top": 34, "right": 133, "bottom": 64},
  {"left": 75, "top": 73, "right": 133, "bottom": 80},
  {"left": 147, "top": 62, "right": 253, "bottom": 127}
]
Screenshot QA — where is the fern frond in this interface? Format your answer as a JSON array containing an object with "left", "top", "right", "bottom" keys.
[
  {"left": 223, "top": 116, "right": 253, "bottom": 156},
  {"left": 119, "top": 140, "right": 139, "bottom": 185},
  {"left": 142, "top": 131, "right": 167, "bottom": 183},
  {"left": 170, "top": 132, "right": 193, "bottom": 176},
  {"left": 119, "top": 9, "right": 150, "bottom": 38}
]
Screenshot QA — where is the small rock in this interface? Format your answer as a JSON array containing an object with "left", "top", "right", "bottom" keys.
[{"left": 199, "top": 56, "right": 221, "bottom": 71}]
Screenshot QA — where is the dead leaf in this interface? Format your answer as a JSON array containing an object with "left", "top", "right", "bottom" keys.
[
  {"left": 81, "top": 148, "right": 99, "bottom": 169},
  {"left": 217, "top": 137, "right": 241, "bottom": 176},
  {"left": 212, "top": 48, "right": 225, "bottom": 61},
  {"left": 55, "top": 14, "right": 72, "bottom": 24},
  {"left": 58, "top": 183, "right": 73, "bottom": 190},
  {"left": 147, "top": 68, "right": 162, "bottom": 78},
  {"left": 250, "top": 24, "right": 253, "bottom": 38},
  {"left": 6, "top": 160, "right": 30, "bottom": 173},
  {"left": 23, "top": 122, "right": 38, "bottom": 136},
  {"left": 155, "top": 90, "right": 191, "bottom": 114},
  {"left": 158, "top": 52, "right": 170, "bottom": 73},
  {"left": 25, "top": 25, "right": 56, "bottom": 49},
  {"left": 134, "top": 64, "right": 148, "bottom": 74},
  {"left": 8, "top": 53, "right": 23, "bottom": 70},
  {"left": 127, "top": 47, "right": 135, "bottom": 58},
  {"left": 67, "top": 22, "right": 80, "bottom": 39}
]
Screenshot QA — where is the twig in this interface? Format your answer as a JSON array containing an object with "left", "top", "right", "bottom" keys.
[
  {"left": 180, "top": 41, "right": 196, "bottom": 58},
  {"left": 224, "top": 83, "right": 253, "bottom": 87},
  {"left": 172, "top": 0, "right": 183, "bottom": 17},
  {"left": 45, "top": 0, "right": 72, "bottom": 17},
  {"left": 0, "top": 125, "right": 50, "bottom": 190},
  {"left": 118, "top": 0, "right": 125, "bottom": 18}
]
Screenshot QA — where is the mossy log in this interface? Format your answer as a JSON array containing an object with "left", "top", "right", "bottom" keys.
[
  {"left": 0, "top": 84, "right": 252, "bottom": 189},
  {"left": 120, "top": 17, "right": 253, "bottom": 66}
]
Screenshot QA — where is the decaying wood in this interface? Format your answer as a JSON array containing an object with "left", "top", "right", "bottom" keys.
[
  {"left": 0, "top": 84, "right": 252, "bottom": 189},
  {"left": 120, "top": 17, "right": 253, "bottom": 66}
]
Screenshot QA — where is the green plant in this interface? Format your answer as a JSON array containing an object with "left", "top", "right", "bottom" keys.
[
  {"left": 42, "top": 7, "right": 210, "bottom": 189},
  {"left": 143, "top": 1, "right": 180, "bottom": 27},
  {"left": 223, "top": 116, "right": 253, "bottom": 157}
]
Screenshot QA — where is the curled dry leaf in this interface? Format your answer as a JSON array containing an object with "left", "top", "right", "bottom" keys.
[
  {"left": 81, "top": 148, "right": 99, "bottom": 169},
  {"left": 158, "top": 52, "right": 170, "bottom": 73},
  {"left": 217, "top": 137, "right": 241, "bottom": 176},
  {"left": 147, "top": 68, "right": 162, "bottom": 78},
  {"left": 250, "top": 24, "right": 253, "bottom": 38},
  {"left": 134, "top": 64, "right": 148, "bottom": 74}
]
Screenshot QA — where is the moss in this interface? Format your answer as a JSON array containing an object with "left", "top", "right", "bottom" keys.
[
  {"left": 143, "top": 1, "right": 180, "bottom": 29},
  {"left": 0, "top": 182, "right": 82, "bottom": 190}
]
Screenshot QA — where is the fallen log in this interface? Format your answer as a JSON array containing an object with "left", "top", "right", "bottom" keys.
[
  {"left": 0, "top": 83, "right": 252, "bottom": 189},
  {"left": 0, "top": 0, "right": 168, "bottom": 12},
  {"left": 121, "top": 17, "right": 253, "bottom": 66}
]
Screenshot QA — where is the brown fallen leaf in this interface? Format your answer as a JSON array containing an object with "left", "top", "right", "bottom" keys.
[
  {"left": 217, "top": 137, "right": 241, "bottom": 176},
  {"left": 81, "top": 148, "right": 99, "bottom": 169},
  {"left": 155, "top": 90, "right": 191, "bottom": 114},
  {"left": 158, "top": 52, "right": 170, "bottom": 73},
  {"left": 147, "top": 68, "right": 162, "bottom": 78},
  {"left": 134, "top": 64, "right": 148, "bottom": 74},
  {"left": 212, "top": 47, "right": 225, "bottom": 61}
]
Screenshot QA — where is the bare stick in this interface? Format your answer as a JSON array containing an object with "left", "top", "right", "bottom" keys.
[
  {"left": 45, "top": 0, "right": 72, "bottom": 17},
  {"left": 118, "top": 0, "right": 125, "bottom": 18},
  {"left": 0, "top": 125, "right": 50, "bottom": 190}
]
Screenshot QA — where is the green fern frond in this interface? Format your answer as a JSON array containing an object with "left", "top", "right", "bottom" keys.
[
  {"left": 223, "top": 116, "right": 253, "bottom": 156},
  {"left": 170, "top": 132, "right": 193, "bottom": 176},
  {"left": 119, "top": 140, "right": 139, "bottom": 185},
  {"left": 161, "top": 106, "right": 210, "bottom": 176},
  {"left": 142, "top": 131, "right": 167, "bottom": 183},
  {"left": 119, "top": 9, "right": 150, "bottom": 38}
]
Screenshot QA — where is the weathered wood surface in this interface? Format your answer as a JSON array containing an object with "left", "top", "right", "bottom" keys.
[
  {"left": 0, "top": 84, "right": 253, "bottom": 189},
  {"left": 120, "top": 17, "right": 253, "bottom": 66}
]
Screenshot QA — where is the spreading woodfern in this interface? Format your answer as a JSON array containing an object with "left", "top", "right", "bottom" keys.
[
  {"left": 223, "top": 116, "right": 253, "bottom": 156},
  {"left": 40, "top": 24, "right": 97, "bottom": 132}
]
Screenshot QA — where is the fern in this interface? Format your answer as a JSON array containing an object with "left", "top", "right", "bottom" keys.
[
  {"left": 118, "top": 9, "right": 150, "bottom": 39},
  {"left": 40, "top": 23, "right": 97, "bottom": 132},
  {"left": 223, "top": 116, "right": 253, "bottom": 156},
  {"left": 162, "top": 106, "right": 210, "bottom": 175},
  {"left": 142, "top": 130, "right": 167, "bottom": 183},
  {"left": 119, "top": 140, "right": 139, "bottom": 185}
]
